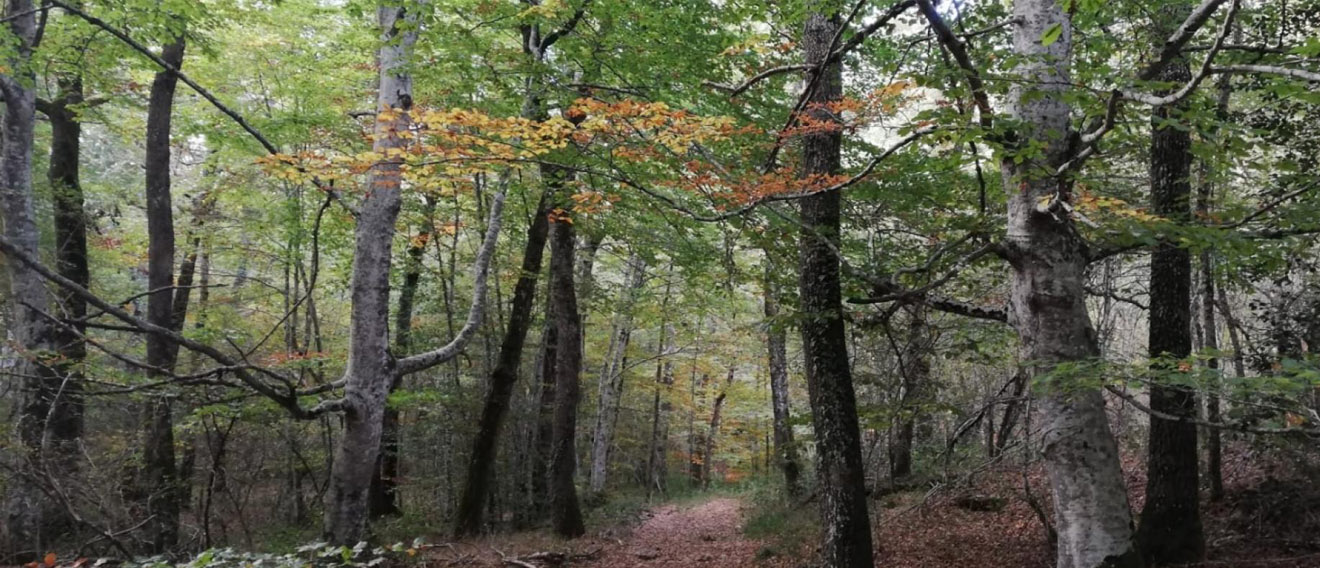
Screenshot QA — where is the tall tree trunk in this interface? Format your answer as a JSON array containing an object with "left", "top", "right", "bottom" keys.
[
  {"left": 1, "top": 1, "right": 55, "bottom": 560},
  {"left": 1002, "top": 2, "right": 1139, "bottom": 566},
  {"left": 701, "top": 369, "right": 733, "bottom": 488},
  {"left": 588, "top": 252, "right": 646, "bottom": 496},
  {"left": 368, "top": 220, "right": 425, "bottom": 520},
  {"left": 798, "top": 10, "right": 873, "bottom": 567},
  {"left": 646, "top": 267, "right": 675, "bottom": 499},
  {"left": 453, "top": 188, "right": 553, "bottom": 536},
  {"left": 1201, "top": 72, "right": 1233, "bottom": 504},
  {"left": 324, "top": 3, "right": 418, "bottom": 544},
  {"left": 889, "top": 305, "right": 932, "bottom": 481},
  {"left": 41, "top": 74, "right": 90, "bottom": 538},
  {"left": 531, "top": 297, "right": 559, "bottom": 519},
  {"left": 547, "top": 220, "right": 586, "bottom": 538},
  {"left": 763, "top": 261, "right": 801, "bottom": 496},
  {"left": 1138, "top": 17, "right": 1204, "bottom": 562},
  {"left": 138, "top": 34, "right": 187, "bottom": 554}
]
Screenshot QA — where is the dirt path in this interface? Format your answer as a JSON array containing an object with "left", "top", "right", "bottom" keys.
[{"left": 580, "top": 498, "right": 765, "bottom": 567}]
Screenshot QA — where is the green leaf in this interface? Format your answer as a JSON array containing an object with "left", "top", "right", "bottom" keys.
[{"left": 1041, "top": 23, "right": 1063, "bottom": 46}]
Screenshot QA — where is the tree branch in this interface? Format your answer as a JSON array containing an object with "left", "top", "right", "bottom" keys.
[{"left": 395, "top": 180, "right": 508, "bottom": 376}]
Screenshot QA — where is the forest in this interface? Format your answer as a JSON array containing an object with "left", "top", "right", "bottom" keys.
[{"left": 1, "top": 0, "right": 1319, "bottom": 566}]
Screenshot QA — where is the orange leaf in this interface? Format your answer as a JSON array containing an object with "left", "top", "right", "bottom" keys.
[{"left": 43, "top": 553, "right": 56, "bottom": 568}]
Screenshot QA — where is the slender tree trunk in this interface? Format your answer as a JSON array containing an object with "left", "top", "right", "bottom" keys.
[
  {"left": 40, "top": 74, "right": 90, "bottom": 538},
  {"left": 646, "top": 268, "right": 675, "bottom": 499},
  {"left": 1138, "top": 24, "right": 1204, "bottom": 563},
  {"left": 138, "top": 33, "right": 187, "bottom": 554},
  {"left": 798, "top": 11, "right": 873, "bottom": 567},
  {"left": 1202, "top": 71, "right": 1233, "bottom": 504},
  {"left": 531, "top": 298, "right": 559, "bottom": 518},
  {"left": 702, "top": 369, "right": 733, "bottom": 488},
  {"left": 588, "top": 253, "right": 645, "bottom": 496},
  {"left": 368, "top": 222, "right": 425, "bottom": 520},
  {"left": 992, "top": 370, "right": 1027, "bottom": 457},
  {"left": 890, "top": 305, "right": 932, "bottom": 481},
  {"left": 453, "top": 188, "right": 553, "bottom": 536},
  {"left": 547, "top": 220, "right": 586, "bottom": 538},
  {"left": 763, "top": 261, "right": 801, "bottom": 496},
  {"left": 1, "top": 3, "right": 54, "bottom": 559},
  {"left": 1002, "top": 2, "right": 1139, "bottom": 566},
  {"left": 324, "top": 3, "right": 417, "bottom": 544}
]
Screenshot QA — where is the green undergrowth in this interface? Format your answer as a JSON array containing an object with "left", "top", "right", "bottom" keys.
[{"left": 738, "top": 479, "right": 818, "bottom": 560}]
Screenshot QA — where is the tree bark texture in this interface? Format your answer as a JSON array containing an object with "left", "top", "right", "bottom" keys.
[
  {"left": 798, "top": 10, "right": 874, "bottom": 568},
  {"left": 324, "top": 3, "right": 417, "bottom": 544},
  {"left": 2, "top": 1, "right": 56, "bottom": 559},
  {"left": 764, "top": 262, "right": 801, "bottom": 496},
  {"left": 453, "top": 187, "right": 553, "bottom": 536},
  {"left": 1138, "top": 49, "right": 1204, "bottom": 565},
  {"left": 547, "top": 220, "right": 586, "bottom": 538},
  {"left": 138, "top": 33, "right": 187, "bottom": 554},
  {"left": 588, "top": 252, "right": 646, "bottom": 495},
  {"left": 1002, "top": 2, "right": 1139, "bottom": 566}
]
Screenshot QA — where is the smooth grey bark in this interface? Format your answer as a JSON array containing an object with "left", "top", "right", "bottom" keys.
[
  {"left": 645, "top": 274, "right": 674, "bottom": 499},
  {"left": 1137, "top": 30, "right": 1204, "bottom": 563},
  {"left": 588, "top": 252, "right": 646, "bottom": 495},
  {"left": 547, "top": 220, "right": 586, "bottom": 538},
  {"left": 323, "top": 3, "right": 418, "bottom": 543},
  {"left": 324, "top": 1, "right": 506, "bottom": 537},
  {"left": 1001, "top": 2, "right": 1139, "bottom": 566},
  {"left": 1, "top": 1, "right": 56, "bottom": 560},
  {"left": 763, "top": 260, "right": 800, "bottom": 496},
  {"left": 798, "top": 10, "right": 874, "bottom": 567},
  {"left": 138, "top": 33, "right": 187, "bottom": 554}
]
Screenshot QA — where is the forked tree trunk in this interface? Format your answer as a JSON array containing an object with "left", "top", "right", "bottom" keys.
[
  {"left": 324, "top": 3, "right": 418, "bottom": 544},
  {"left": 547, "top": 220, "right": 586, "bottom": 538},
  {"left": 1138, "top": 26, "right": 1204, "bottom": 563},
  {"left": 454, "top": 188, "right": 553, "bottom": 536},
  {"left": 798, "top": 10, "right": 873, "bottom": 567},
  {"left": 701, "top": 369, "right": 733, "bottom": 488},
  {"left": 763, "top": 261, "right": 801, "bottom": 496},
  {"left": 1002, "top": 2, "right": 1139, "bottom": 566}
]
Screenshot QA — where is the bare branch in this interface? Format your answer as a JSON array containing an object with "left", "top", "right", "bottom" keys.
[
  {"left": 1122, "top": 0, "right": 1240, "bottom": 107},
  {"left": 917, "top": 0, "right": 993, "bottom": 127},
  {"left": 395, "top": 180, "right": 508, "bottom": 375},
  {"left": 1138, "top": 0, "right": 1232, "bottom": 82},
  {"left": 1209, "top": 64, "right": 1320, "bottom": 83},
  {"left": 1106, "top": 385, "right": 1319, "bottom": 435}
]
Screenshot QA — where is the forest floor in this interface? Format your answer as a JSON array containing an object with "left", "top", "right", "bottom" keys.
[{"left": 426, "top": 446, "right": 1320, "bottom": 568}]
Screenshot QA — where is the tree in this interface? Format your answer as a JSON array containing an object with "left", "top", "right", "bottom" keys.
[
  {"left": 1, "top": 0, "right": 60, "bottom": 560},
  {"left": 994, "top": 0, "right": 1140, "bottom": 563},
  {"left": 763, "top": 259, "right": 800, "bottom": 496},
  {"left": 796, "top": 8, "right": 874, "bottom": 567},
  {"left": 547, "top": 217, "right": 586, "bottom": 538},
  {"left": 1138, "top": 5, "right": 1204, "bottom": 562}
]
